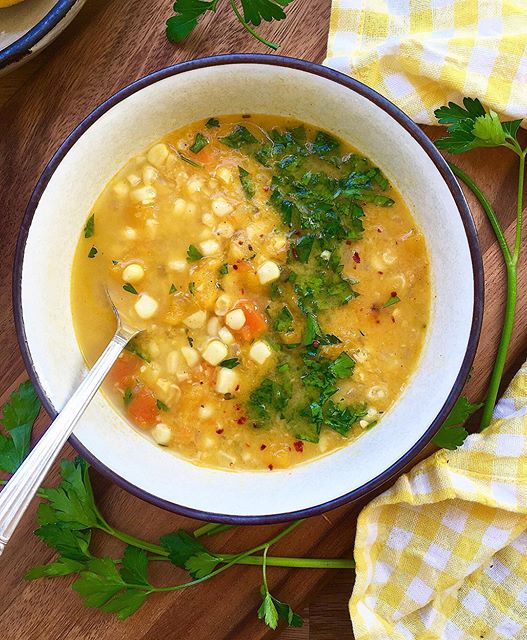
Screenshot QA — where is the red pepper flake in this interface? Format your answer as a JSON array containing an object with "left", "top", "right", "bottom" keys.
[
  {"left": 391, "top": 316, "right": 396, "bottom": 323},
  {"left": 237, "top": 416, "right": 247, "bottom": 425},
  {"left": 312, "top": 340, "right": 320, "bottom": 348},
  {"left": 378, "top": 271, "right": 383, "bottom": 275},
  {"left": 216, "top": 428, "right": 224, "bottom": 434},
  {"left": 260, "top": 444, "right": 267, "bottom": 450},
  {"left": 345, "top": 240, "right": 352, "bottom": 246},
  {"left": 291, "top": 246, "right": 299, "bottom": 260},
  {"left": 263, "top": 185, "right": 270, "bottom": 192},
  {"left": 233, "top": 264, "right": 238, "bottom": 270},
  {"left": 235, "top": 384, "right": 240, "bottom": 392},
  {"left": 377, "top": 227, "right": 382, "bottom": 233},
  {"left": 293, "top": 440, "right": 304, "bottom": 453},
  {"left": 352, "top": 251, "right": 361, "bottom": 264},
  {"left": 391, "top": 291, "right": 397, "bottom": 297},
  {"left": 268, "top": 464, "right": 274, "bottom": 471}
]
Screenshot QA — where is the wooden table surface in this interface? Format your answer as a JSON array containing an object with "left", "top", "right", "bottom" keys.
[{"left": 0, "top": 1, "right": 526, "bottom": 639}]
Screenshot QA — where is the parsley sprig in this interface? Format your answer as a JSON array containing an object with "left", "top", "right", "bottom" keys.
[
  {"left": 166, "top": 0, "right": 294, "bottom": 50},
  {"left": 434, "top": 98, "right": 525, "bottom": 432}
]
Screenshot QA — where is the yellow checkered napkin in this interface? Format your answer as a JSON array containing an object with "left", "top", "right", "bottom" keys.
[
  {"left": 325, "top": 0, "right": 527, "bottom": 125},
  {"left": 350, "top": 359, "right": 527, "bottom": 639}
]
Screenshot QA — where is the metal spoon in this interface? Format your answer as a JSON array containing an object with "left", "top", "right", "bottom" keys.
[{"left": 0, "top": 289, "right": 142, "bottom": 555}]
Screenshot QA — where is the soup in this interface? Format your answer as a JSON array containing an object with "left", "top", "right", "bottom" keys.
[{"left": 71, "top": 115, "right": 430, "bottom": 471}]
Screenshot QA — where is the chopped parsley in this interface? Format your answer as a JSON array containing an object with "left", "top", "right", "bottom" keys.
[
  {"left": 383, "top": 293, "right": 400, "bottom": 307},
  {"left": 156, "top": 399, "right": 169, "bottom": 412},
  {"left": 87, "top": 246, "right": 98, "bottom": 259},
  {"left": 238, "top": 166, "right": 255, "bottom": 198},
  {"left": 219, "top": 358, "right": 240, "bottom": 369},
  {"left": 189, "top": 132, "right": 209, "bottom": 154},
  {"left": 178, "top": 152, "right": 202, "bottom": 168},
  {"left": 125, "top": 339, "right": 150, "bottom": 362},
  {"left": 169, "top": 283, "right": 177, "bottom": 294},
  {"left": 188, "top": 282, "right": 196, "bottom": 295},
  {"left": 273, "top": 305, "right": 294, "bottom": 333},
  {"left": 187, "top": 244, "right": 203, "bottom": 262},
  {"left": 218, "top": 263, "right": 229, "bottom": 277},
  {"left": 123, "top": 388, "right": 133, "bottom": 407},
  {"left": 84, "top": 214, "right": 95, "bottom": 238},
  {"left": 220, "top": 125, "right": 258, "bottom": 149},
  {"left": 122, "top": 283, "right": 138, "bottom": 295},
  {"left": 205, "top": 117, "right": 220, "bottom": 128}
]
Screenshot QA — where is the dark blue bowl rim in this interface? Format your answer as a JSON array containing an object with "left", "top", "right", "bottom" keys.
[
  {"left": 13, "top": 53, "right": 484, "bottom": 524},
  {"left": 0, "top": 0, "right": 78, "bottom": 71}
]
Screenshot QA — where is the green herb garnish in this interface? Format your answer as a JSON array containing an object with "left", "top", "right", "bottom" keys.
[
  {"left": 166, "top": 0, "right": 294, "bottom": 50},
  {"left": 219, "top": 358, "right": 240, "bottom": 369},
  {"left": 218, "top": 263, "right": 229, "bottom": 277},
  {"left": 178, "top": 152, "right": 202, "bottom": 168},
  {"left": 123, "top": 283, "right": 138, "bottom": 295},
  {"left": 220, "top": 125, "right": 258, "bottom": 149},
  {"left": 84, "top": 215, "right": 95, "bottom": 238},
  {"left": 0, "top": 381, "right": 40, "bottom": 473},
  {"left": 188, "top": 282, "right": 196, "bottom": 295},
  {"left": 187, "top": 244, "right": 203, "bottom": 262},
  {"left": 169, "top": 283, "right": 177, "bottom": 294},
  {"left": 273, "top": 305, "right": 294, "bottom": 333},
  {"left": 87, "top": 246, "right": 98, "bottom": 259},
  {"left": 205, "top": 117, "right": 220, "bottom": 128},
  {"left": 125, "top": 339, "right": 150, "bottom": 362},
  {"left": 189, "top": 132, "right": 209, "bottom": 154},
  {"left": 383, "top": 293, "right": 400, "bottom": 308},
  {"left": 432, "top": 396, "right": 483, "bottom": 449},
  {"left": 123, "top": 388, "right": 133, "bottom": 407},
  {"left": 156, "top": 399, "right": 169, "bottom": 412},
  {"left": 238, "top": 166, "right": 255, "bottom": 198}
]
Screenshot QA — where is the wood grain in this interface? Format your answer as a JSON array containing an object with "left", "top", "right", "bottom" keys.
[{"left": 0, "top": 1, "right": 526, "bottom": 638}]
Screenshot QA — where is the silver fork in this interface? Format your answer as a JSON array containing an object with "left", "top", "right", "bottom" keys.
[{"left": 0, "top": 292, "right": 142, "bottom": 555}]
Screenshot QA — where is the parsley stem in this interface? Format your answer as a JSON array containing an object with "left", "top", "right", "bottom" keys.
[
  {"left": 102, "top": 526, "right": 169, "bottom": 557},
  {"left": 448, "top": 160, "right": 524, "bottom": 431},
  {"left": 513, "top": 150, "right": 526, "bottom": 265},
  {"left": 152, "top": 520, "right": 304, "bottom": 593},
  {"left": 220, "top": 555, "right": 355, "bottom": 569},
  {"left": 228, "top": 0, "right": 279, "bottom": 50},
  {"left": 193, "top": 523, "right": 233, "bottom": 538}
]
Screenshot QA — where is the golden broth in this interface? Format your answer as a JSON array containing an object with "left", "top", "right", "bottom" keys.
[{"left": 71, "top": 115, "right": 430, "bottom": 471}]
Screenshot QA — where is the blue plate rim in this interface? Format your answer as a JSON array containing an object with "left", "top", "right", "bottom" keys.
[{"left": 0, "top": 0, "right": 79, "bottom": 71}]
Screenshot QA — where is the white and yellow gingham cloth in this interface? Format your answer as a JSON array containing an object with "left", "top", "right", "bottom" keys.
[
  {"left": 325, "top": 0, "right": 527, "bottom": 125},
  {"left": 350, "top": 359, "right": 527, "bottom": 639}
]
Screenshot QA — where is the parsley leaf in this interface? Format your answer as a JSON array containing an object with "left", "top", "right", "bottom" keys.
[
  {"left": 434, "top": 98, "right": 523, "bottom": 154},
  {"left": 238, "top": 166, "right": 255, "bottom": 198},
  {"left": 122, "top": 283, "right": 138, "bottom": 295},
  {"left": 248, "top": 379, "right": 290, "bottom": 422},
  {"left": 432, "top": 395, "right": 483, "bottom": 449},
  {"left": 166, "top": 0, "right": 216, "bottom": 42},
  {"left": 0, "top": 380, "right": 40, "bottom": 473},
  {"left": 241, "top": 0, "right": 294, "bottom": 26},
  {"left": 72, "top": 553, "right": 150, "bottom": 619},
  {"left": 123, "top": 388, "right": 133, "bottom": 407},
  {"left": 219, "top": 358, "right": 240, "bottom": 369},
  {"left": 258, "top": 588, "right": 303, "bottom": 630},
  {"left": 125, "top": 339, "right": 150, "bottom": 362},
  {"left": 189, "top": 132, "right": 209, "bottom": 154},
  {"left": 88, "top": 246, "right": 98, "bottom": 259},
  {"left": 220, "top": 125, "right": 258, "bottom": 149},
  {"left": 160, "top": 530, "right": 221, "bottom": 579},
  {"left": 178, "top": 152, "right": 202, "bottom": 168},
  {"left": 218, "top": 263, "right": 229, "bottom": 276},
  {"left": 205, "top": 117, "right": 220, "bottom": 128},
  {"left": 329, "top": 352, "right": 355, "bottom": 378},
  {"left": 273, "top": 305, "right": 294, "bottom": 333},
  {"left": 169, "top": 283, "right": 177, "bottom": 294},
  {"left": 187, "top": 244, "right": 203, "bottom": 262},
  {"left": 84, "top": 215, "right": 95, "bottom": 238},
  {"left": 383, "top": 293, "right": 400, "bottom": 307},
  {"left": 156, "top": 399, "right": 169, "bottom": 412}
]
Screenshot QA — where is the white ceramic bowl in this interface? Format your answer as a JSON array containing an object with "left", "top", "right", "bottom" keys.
[
  {"left": 14, "top": 55, "right": 483, "bottom": 523},
  {"left": 0, "top": 0, "right": 85, "bottom": 75}
]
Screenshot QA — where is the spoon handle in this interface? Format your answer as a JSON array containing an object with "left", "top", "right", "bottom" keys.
[{"left": 0, "top": 327, "right": 136, "bottom": 555}]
